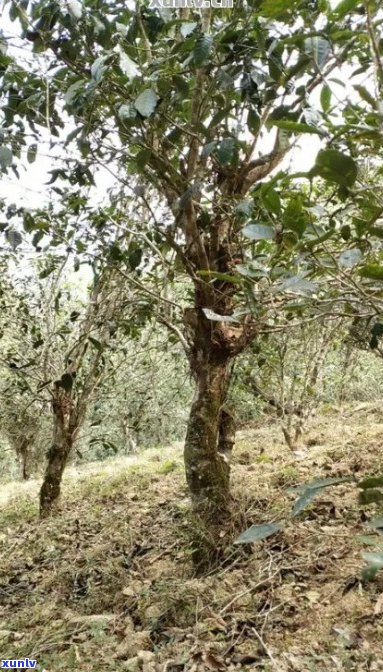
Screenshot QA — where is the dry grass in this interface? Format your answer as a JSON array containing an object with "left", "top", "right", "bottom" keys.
[{"left": 1, "top": 406, "right": 383, "bottom": 671}]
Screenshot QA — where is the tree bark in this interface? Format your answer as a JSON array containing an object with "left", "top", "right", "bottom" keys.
[
  {"left": 39, "top": 434, "right": 73, "bottom": 517},
  {"left": 183, "top": 302, "right": 252, "bottom": 571},
  {"left": 16, "top": 438, "right": 32, "bottom": 480},
  {"left": 184, "top": 358, "right": 231, "bottom": 514},
  {"left": 184, "top": 355, "right": 232, "bottom": 572},
  {"left": 39, "top": 390, "right": 76, "bottom": 517}
]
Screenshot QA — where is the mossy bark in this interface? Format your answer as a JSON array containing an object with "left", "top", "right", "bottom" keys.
[
  {"left": 183, "top": 302, "right": 249, "bottom": 572},
  {"left": 39, "top": 434, "right": 73, "bottom": 517},
  {"left": 39, "top": 390, "right": 76, "bottom": 517},
  {"left": 184, "top": 358, "right": 231, "bottom": 515}
]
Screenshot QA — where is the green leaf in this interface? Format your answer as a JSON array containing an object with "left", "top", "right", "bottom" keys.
[
  {"left": 193, "top": 33, "right": 213, "bottom": 67},
  {"left": 292, "top": 489, "right": 320, "bottom": 516},
  {"left": 261, "top": 186, "right": 281, "bottom": 215},
  {"left": 371, "top": 323, "right": 383, "bottom": 337},
  {"left": 27, "top": 143, "right": 38, "bottom": 164},
  {"left": 270, "top": 120, "right": 323, "bottom": 135},
  {"left": 247, "top": 109, "right": 260, "bottom": 135},
  {"left": 236, "top": 199, "right": 253, "bottom": 217},
  {"left": 242, "top": 223, "right": 274, "bottom": 240},
  {"left": 32, "top": 230, "right": 44, "bottom": 248},
  {"left": 289, "top": 476, "right": 353, "bottom": 493},
  {"left": 359, "top": 264, "right": 383, "bottom": 281},
  {"left": 368, "top": 226, "right": 383, "bottom": 239},
  {"left": 5, "top": 229, "right": 22, "bottom": 250},
  {"left": 358, "top": 476, "right": 383, "bottom": 490},
  {"left": 357, "top": 535, "right": 382, "bottom": 546},
  {"left": 235, "top": 263, "right": 268, "bottom": 278},
  {"left": 180, "top": 22, "right": 197, "bottom": 38},
  {"left": 311, "top": 149, "right": 358, "bottom": 188},
  {"left": 39, "top": 262, "right": 57, "bottom": 279},
  {"left": 90, "top": 55, "right": 108, "bottom": 83},
  {"left": 368, "top": 516, "right": 383, "bottom": 532},
  {"left": 304, "top": 36, "right": 331, "bottom": 68},
  {"left": 362, "top": 552, "right": 383, "bottom": 582},
  {"left": 280, "top": 275, "right": 317, "bottom": 295},
  {"left": 260, "top": 0, "right": 298, "bottom": 18},
  {"left": 0, "top": 146, "right": 13, "bottom": 169},
  {"left": 118, "top": 50, "right": 139, "bottom": 80},
  {"left": 332, "top": 0, "right": 361, "bottom": 20},
  {"left": 234, "top": 521, "right": 284, "bottom": 545},
  {"left": 64, "top": 80, "right": 85, "bottom": 106},
  {"left": 359, "top": 489, "right": 383, "bottom": 505},
  {"left": 134, "top": 89, "right": 158, "bottom": 118},
  {"left": 172, "top": 74, "right": 189, "bottom": 97},
  {"left": 290, "top": 476, "right": 352, "bottom": 516},
  {"left": 88, "top": 337, "right": 103, "bottom": 351},
  {"left": 201, "top": 141, "right": 217, "bottom": 159},
  {"left": 109, "top": 243, "right": 124, "bottom": 261},
  {"left": 215, "top": 137, "right": 236, "bottom": 165},
  {"left": 118, "top": 104, "right": 137, "bottom": 121},
  {"left": 354, "top": 85, "right": 376, "bottom": 109},
  {"left": 128, "top": 247, "right": 143, "bottom": 270},
  {"left": 135, "top": 149, "right": 151, "bottom": 170},
  {"left": 320, "top": 85, "right": 332, "bottom": 113}
]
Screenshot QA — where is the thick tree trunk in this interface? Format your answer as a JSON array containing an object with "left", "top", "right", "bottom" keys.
[
  {"left": 218, "top": 404, "right": 236, "bottom": 460},
  {"left": 184, "top": 355, "right": 233, "bottom": 571},
  {"left": 182, "top": 300, "right": 250, "bottom": 571},
  {"left": 39, "top": 391, "right": 76, "bottom": 517},
  {"left": 184, "top": 358, "right": 231, "bottom": 514},
  {"left": 39, "top": 434, "right": 73, "bottom": 517}
]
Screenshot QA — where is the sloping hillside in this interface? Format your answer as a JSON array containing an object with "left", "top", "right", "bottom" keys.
[{"left": 1, "top": 407, "right": 383, "bottom": 672}]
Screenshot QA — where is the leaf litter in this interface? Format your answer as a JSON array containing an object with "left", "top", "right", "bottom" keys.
[{"left": 0, "top": 406, "right": 383, "bottom": 670}]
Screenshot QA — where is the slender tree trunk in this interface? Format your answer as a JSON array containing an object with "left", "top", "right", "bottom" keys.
[
  {"left": 40, "top": 390, "right": 76, "bottom": 517},
  {"left": 16, "top": 438, "right": 32, "bottom": 480}
]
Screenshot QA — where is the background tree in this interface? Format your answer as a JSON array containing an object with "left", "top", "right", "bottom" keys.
[{"left": 241, "top": 318, "right": 346, "bottom": 450}]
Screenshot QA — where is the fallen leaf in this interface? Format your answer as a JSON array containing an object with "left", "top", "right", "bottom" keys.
[{"left": 202, "top": 652, "right": 226, "bottom": 671}]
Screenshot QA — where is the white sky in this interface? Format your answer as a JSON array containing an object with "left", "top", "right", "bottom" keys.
[{"left": 0, "top": 0, "right": 367, "bottom": 210}]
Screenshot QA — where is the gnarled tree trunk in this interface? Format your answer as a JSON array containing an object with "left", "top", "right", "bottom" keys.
[
  {"left": 39, "top": 389, "right": 76, "bottom": 517},
  {"left": 183, "top": 301, "right": 252, "bottom": 571},
  {"left": 184, "top": 357, "right": 231, "bottom": 515}
]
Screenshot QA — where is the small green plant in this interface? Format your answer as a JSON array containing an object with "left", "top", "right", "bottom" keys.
[
  {"left": 158, "top": 459, "right": 179, "bottom": 475},
  {"left": 235, "top": 474, "right": 383, "bottom": 581},
  {"left": 255, "top": 454, "right": 273, "bottom": 464}
]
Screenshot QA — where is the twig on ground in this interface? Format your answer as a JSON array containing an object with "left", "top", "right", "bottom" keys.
[
  {"left": 219, "top": 570, "right": 280, "bottom": 615},
  {"left": 251, "top": 626, "right": 279, "bottom": 670}
]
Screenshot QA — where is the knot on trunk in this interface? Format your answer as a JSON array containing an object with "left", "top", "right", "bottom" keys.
[{"left": 183, "top": 308, "right": 257, "bottom": 360}]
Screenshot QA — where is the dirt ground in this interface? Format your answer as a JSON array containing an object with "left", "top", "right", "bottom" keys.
[{"left": 1, "top": 405, "right": 383, "bottom": 671}]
